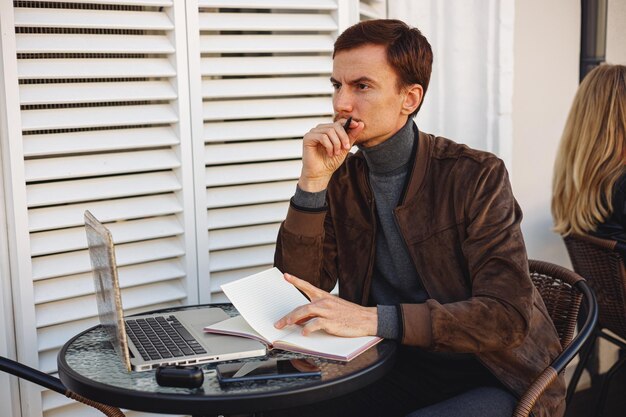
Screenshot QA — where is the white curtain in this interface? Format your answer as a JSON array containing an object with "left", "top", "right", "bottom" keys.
[{"left": 389, "top": 0, "right": 514, "bottom": 166}]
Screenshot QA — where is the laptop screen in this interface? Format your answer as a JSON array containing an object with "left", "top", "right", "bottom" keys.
[{"left": 84, "top": 210, "right": 132, "bottom": 371}]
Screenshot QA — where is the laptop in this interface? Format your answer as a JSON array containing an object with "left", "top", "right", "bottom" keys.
[{"left": 84, "top": 210, "right": 267, "bottom": 372}]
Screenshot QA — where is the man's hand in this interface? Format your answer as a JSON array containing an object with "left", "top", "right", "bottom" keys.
[
  {"left": 274, "top": 273, "right": 377, "bottom": 337},
  {"left": 298, "top": 118, "right": 365, "bottom": 192}
]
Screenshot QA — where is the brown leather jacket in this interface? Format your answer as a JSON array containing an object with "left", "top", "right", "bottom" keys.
[{"left": 275, "top": 130, "right": 565, "bottom": 417}]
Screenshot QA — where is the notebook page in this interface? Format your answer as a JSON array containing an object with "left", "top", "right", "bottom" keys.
[
  {"left": 221, "top": 268, "right": 308, "bottom": 343},
  {"left": 277, "top": 329, "right": 380, "bottom": 359}
]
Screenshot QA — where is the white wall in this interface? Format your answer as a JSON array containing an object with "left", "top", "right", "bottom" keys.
[
  {"left": 511, "top": 0, "right": 580, "bottom": 266},
  {"left": 607, "top": 0, "right": 626, "bottom": 64}
]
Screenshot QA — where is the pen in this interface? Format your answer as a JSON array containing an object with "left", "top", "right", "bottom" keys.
[{"left": 343, "top": 116, "right": 353, "bottom": 133}]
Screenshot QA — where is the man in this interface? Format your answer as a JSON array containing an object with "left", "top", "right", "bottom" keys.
[{"left": 273, "top": 19, "right": 564, "bottom": 417}]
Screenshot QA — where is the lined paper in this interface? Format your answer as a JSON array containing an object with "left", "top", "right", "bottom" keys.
[{"left": 221, "top": 267, "right": 307, "bottom": 342}]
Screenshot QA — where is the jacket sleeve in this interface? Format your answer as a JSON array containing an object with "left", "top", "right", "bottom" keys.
[
  {"left": 400, "top": 158, "right": 534, "bottom": 353},
  {"left": 274, "top": 201, "right": 339, "bottom": 293}
]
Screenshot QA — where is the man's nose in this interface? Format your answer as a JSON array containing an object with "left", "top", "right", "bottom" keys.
[{"left": 333, "top": 88, "right": 353, "bottom": 113}]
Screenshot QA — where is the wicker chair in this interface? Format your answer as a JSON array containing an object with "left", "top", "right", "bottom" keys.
[
  {"left": 0, "top": 356, "right": 124, "bottom": 416},
  {"left": 563, "top": 234, "right": 626, "bottom": 415},
  {"left": 513, "top": 260, "right": 597, "bottom": 417}
]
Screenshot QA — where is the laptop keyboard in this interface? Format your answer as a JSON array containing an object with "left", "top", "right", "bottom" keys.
[{"left": 125, "top": 315, "right": 207, "bottom": 361}]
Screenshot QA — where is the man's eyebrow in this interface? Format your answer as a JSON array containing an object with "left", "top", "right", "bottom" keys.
[
  {"left": 349, "top": 76, "right": 377, "bottom": 85},
  {"left": 329, "top": 76, "right": 377, "bottom": 86}
]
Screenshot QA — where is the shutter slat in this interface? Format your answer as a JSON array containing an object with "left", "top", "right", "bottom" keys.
[
  {"left": 28, "top": 194, "right": 182, "bottom": 232},
  {"left": 203, "top": 97, "right": 332, "bottom": 121},
  {"left": 21, "top": 104, "right": 177, "bottom": 131},
  {"left": 18, "top": 58, "right": 176, "bottom": 80},
  {"left": 206, "top": 160, "right": 301, "bottom": 187},
  {"left": 36, "top": 281, "right": 186, "bottom": 327},
  {"left": 205, "top": 139, "right": 300, "bottom": 165},
  {"left": 359, "top": 2, "right": 380, "bottom": 19},
  {"left": 359, "top": 0, "right": 386, "bottom": 19},
  {"left": 209, "top": 265, "right": 273, "bottom": 293},
  {"left": 39, "top": 317, "right": 98, "bottom": 352},
  {"left": 200, "top": 34, "right": 333, "bottom": 54},
  {"left": 42, "top": 383, "right": 98, "bottom": 414},
  {"left": 203, "top": 76, "right": 331, "bottom": 99},
  {"left": 34, "top": 260, "right": 185, "bottom": 304},
  {"left": 27, "top": 172, "right": 181, "bottom": 208},
  {"left": 31, "top": 237, "right": 185, "bottom": 281},
  {"left": 26, "top": 149, "right": 180, "bottom": 182},
  {"left": 198, "top": 0, "right": 336, "bottom": 9},
  {"left": 20, "top": 81, "right": 177, "bottom": 106},
  {"left": 207, "top": 202, "right": 289, "bottom": 229},
  {"left": 204, "top": 117, "right": 329, "bottom": 142},
  {"left": 199, "top": 13, "right": 336, "bottom": 31},
  {"left": 30, "top": 215, "right": 183, "bottom": 257},
  {"left": 14, "top": 8, "right": 173, "bottom": 30},
  {"left": 208, "top": 223, "right": 281, "bottom": 251},
  {"left": 210, "top": 293, "right": 229, "bottom": 303},
  {"left": 207, "top": 180, "right": 295, "bottom": 209},
  {"left": 209, "top": 244, "right": 275, "bottom": 272},
  {"left": 37, "top": 0, "right": 173, "bottom": 6},
  {"left": 16, "top": 34, "right": 175, "bottom": 54},
  {"left": 24, "top": 126, "right": 179, "bottom": 157},
  {"left": 202, "top": 56, "right": 331, "bottom": 77}
]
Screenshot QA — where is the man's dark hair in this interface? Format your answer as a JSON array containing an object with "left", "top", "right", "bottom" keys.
[{"left": 333, "top": 19, "right": 433, "bottom": 117}]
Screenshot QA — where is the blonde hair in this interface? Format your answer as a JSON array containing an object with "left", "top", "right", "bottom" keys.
[{"left": 552, "top": 64, "right": 626, "bottom": 236}]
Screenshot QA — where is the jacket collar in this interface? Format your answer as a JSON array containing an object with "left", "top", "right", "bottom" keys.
[
  {"left": 353, "top": 124, "right": 433, "bottom": 205},
  {"left": 401, "top": 128, "right": 432, "bottom": 206}
]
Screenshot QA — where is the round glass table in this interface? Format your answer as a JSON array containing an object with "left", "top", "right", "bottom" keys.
[{"left": 57, "top": 304, "right": 397, "bottom": 415}]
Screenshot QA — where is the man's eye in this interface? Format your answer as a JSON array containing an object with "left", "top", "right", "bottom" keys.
[
  {"left": 332, "top": 83, "right": 341, "bottom": 90},
  {"left": 358, "top": 83, "right": 369, "bottom": 90}
]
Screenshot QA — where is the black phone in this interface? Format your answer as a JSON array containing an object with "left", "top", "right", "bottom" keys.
[{"left": 216, "top": 359, "right": 321, "bottom": 384}]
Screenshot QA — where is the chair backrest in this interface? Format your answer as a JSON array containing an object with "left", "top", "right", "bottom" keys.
[
  {"left": 563, "top": 234, "right": 626, "bottom": 340},
  {"left": 528, "top": 259, "right": 584, "bottom": 349}
]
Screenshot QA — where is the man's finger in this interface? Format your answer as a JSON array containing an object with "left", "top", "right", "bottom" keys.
[
  {"left": 347, "top": 121, "right": 365, "bottom": 147},
  {"left": 301, "top": 317, "right": 327, "bottom": 336},
  {"left": 274, "top": 305, "right": 317, "bottom": 329},
  {"left": 283, "top": 273, "right": 326, "bottom": 299}
]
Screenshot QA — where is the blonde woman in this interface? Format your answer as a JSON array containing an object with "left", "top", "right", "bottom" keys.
[{"left": 552, "top": 64, "right": 626, "bottom": 243}]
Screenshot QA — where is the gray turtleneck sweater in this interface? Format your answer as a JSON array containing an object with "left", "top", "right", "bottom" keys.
[{"left": 293, "top": 119, "right": 427, "bottom": 340}]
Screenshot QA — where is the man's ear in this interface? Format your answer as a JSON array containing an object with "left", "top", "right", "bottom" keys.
[{"left": 401, "top": 84, "right": 423, "bottom": 115}]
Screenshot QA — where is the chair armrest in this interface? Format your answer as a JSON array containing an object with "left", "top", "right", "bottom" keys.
[
  {"left": 513, "top": 280, "right": 598, "bottom": 417},
  {"left": 513, "top": 367, "right": 558, "bottom": 417}
]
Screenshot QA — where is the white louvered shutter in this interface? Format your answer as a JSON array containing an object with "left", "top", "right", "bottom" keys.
[
  {"left": 2, "top": 1, "right": 361, "bottom": 417},
  {"left": 11, "top": 1, "right": 197, "bottom": 416},
  {"left": 189, "top": 1, "right": 341, "bottom": 302}
]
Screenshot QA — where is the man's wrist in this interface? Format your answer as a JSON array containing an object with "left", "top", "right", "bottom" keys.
[
  {"left": 376, "top": 305, "right": 401, "bottom": 340},
  {"left": 298, "top": 177, "right": 330, "bottom": 193},
  {"left": 293, "top": 185, "right": 327, "bottom": 209}
]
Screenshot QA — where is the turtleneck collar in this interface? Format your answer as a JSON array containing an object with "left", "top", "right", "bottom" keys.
[{"left": 357, "top": 119, "right": 416, "bottom": 175}]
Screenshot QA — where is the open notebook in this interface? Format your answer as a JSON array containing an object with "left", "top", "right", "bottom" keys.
[{"left": 204, "top": 268, "right": 382, "bottom": 361}]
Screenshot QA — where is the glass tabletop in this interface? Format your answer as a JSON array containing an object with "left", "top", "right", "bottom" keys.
[{"left": 58, "top": 304, "right": 396, "bottom": 415}]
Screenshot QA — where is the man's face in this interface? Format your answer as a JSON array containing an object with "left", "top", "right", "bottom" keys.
[{"left": 331, "top": 44, "right": 415, "bottom": 147}]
